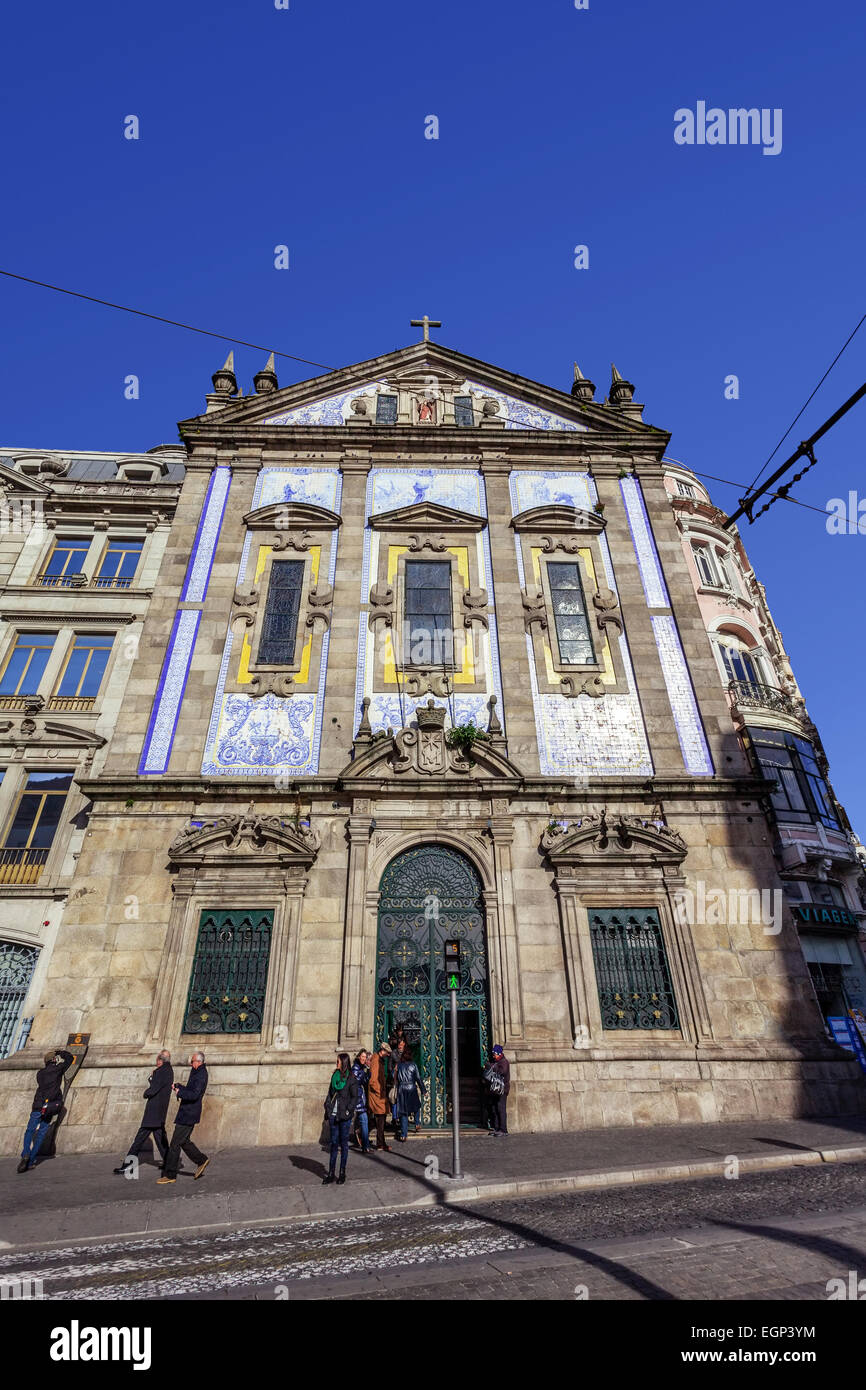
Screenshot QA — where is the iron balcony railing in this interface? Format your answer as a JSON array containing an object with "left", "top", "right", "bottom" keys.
[
  {"left": 0, "top": 848, "right": 50, "bottom": 885},
  {"left": 38, "top": 572, "right": 87, "bottom": 589},
  {"left": 728, "top": 679, "right": 798, "bottom": 716},
  {"left": 46, "top": 696, "right": 96, "bottom": 713},
  {"left": 0, "top": 696, "right": 34, "bottom": 711},
  {"left": 92, "top": 576, "right": 133, "bottom": 590}
]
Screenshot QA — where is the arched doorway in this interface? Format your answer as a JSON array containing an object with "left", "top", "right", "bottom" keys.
[{"left": 374, "top": 844, "right": 490, "bottom": 1128}]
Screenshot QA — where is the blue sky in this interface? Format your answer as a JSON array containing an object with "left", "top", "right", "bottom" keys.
[{"left": 1, "top": 0, "right": 863, "bottom": 827}]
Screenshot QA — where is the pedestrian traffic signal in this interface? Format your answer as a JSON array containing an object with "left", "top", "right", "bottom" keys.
[{"left": 444, "top": 939, "right": 460, "bottom": 990}]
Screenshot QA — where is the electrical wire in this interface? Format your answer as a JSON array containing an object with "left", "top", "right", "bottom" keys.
[{"left": 743, "top": 308, "right": 866, "bottom": 495}]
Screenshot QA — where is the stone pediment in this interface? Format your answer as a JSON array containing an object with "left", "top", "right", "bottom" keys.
[
  {"left": 0, "top": 710, "right": 106, "bottom": 749},
  {"left": 168, "top": 810, "right": 320, "bottom": 867},
  {"left": 0, "top": 461, "right": 53, "bottom": 495},
  {"left": 243, "top": 501, "right": 342, "bottom": 530},
  {"left": 341, "top": 703, "right": 522, "bottom": 786},
  {"left": 511, "top": 505, "right": 605, "bottom": 534},
  {"left": 542, "top": 811, "right": 687, "bottom": 869},
  {"left": 179, "top": 341, "right": 658, "bottom": 436},
  {"left": 369, "top": 501, "right": 486, "bottom": 533}
]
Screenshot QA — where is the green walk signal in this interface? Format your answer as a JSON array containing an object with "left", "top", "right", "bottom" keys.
[{"left": 444, "top": 939, "right": 461, "bottom": 990}]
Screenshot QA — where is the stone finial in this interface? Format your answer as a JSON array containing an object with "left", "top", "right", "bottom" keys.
[
  {"left": 253, "top": 352, "right": 278, "bottom": 394},
  {"left": 609, "top": 363, "right": 635, "bottom": 407},
  {"left": 486, "top": 694, "right": 502, "bottom": 735},
  {"left": 212, "top": 351, "right": 238, "bottom": 396},
  {"left": 571, "top": 363, "right": 596, "bottom": 402}
]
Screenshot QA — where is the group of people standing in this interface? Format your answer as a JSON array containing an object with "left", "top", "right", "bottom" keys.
[
  {"left": 322, "top": 1036, "right": 510, "bottom": 1186},
  {"left": 323, "top": 1038, "right": 427, "bottom": 1183}
]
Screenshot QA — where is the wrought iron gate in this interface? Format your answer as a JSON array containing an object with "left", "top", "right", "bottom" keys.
[
  {"left": 374, "top": 845, "right": 489, "bottom": 1127},
  {"left": 0, "top": 941, "right": 39, "bottom": 1058}
]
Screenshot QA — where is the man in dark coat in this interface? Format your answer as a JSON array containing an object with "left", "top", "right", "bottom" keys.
[
  {"left": 113, "top": 1050, "right": 173, "bottom": 1174},
  {"left": 17, "top": 1047, "right": 75, "bottom": 1173},
  {"left": 157, "top": 1051, "right": 210, "bottom": 1184}
]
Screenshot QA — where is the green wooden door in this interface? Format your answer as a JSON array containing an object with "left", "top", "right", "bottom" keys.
[{"left": 374, "top": 845, "right": 490, "bottom": 1128}]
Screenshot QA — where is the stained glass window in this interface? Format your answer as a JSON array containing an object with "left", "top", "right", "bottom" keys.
[
  {"left": 548, "top": 562, "right": 595, "bottom": 664},
  {"left": 376, "top": 395, "right": 398, "bottom": 424},
  {"left": 258, "top": 560, "right": 304, "bottom": 664},
  {"left": 404, "top": 560, "right": 453, "bottom": 666}
]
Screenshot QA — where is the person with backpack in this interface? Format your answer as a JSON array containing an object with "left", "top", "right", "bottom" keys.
[
  {"left": 482, "top": 1044, "right": 511, "bottom": 1136},
  {"left": 322, "top": 1052, "right": 359, "bottom": 1184},
  {"left": 17, "top": 1047, "right": 75, "bottom": 1173},
  {"left": 392, "top": 1045, "right": 426, "bottom": 1143}
]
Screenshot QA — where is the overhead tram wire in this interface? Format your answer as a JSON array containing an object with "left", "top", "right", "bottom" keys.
[
  {"left": 741, "top": 307, "right": 866, "bottom": 497},
  {"left": 0, "top": 267, "right": 616, "bottom": 434}
]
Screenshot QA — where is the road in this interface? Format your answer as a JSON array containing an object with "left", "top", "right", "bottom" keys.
[{"left": 3, "top": 1160, "right": 866, "bottom": 1301}]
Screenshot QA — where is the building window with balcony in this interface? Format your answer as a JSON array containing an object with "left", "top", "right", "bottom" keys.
[
  {"left": 693, "top": 543, "right": 720, "bottom": 587},
  {"left": 0, "top": 632, "right": 56, "bottom": 705},
  {"left": 720, "top": 643, "right": 759, "bottom": 685},
  {"left": 403, "top": 559, "right": 454, "bottom": 666},
  {"left": 748, "top": 726, "right": 840, "bottom": 831},
  {"left": 51, "top": 633, "right": 115, "bottom": 709},
  {"left": 39, "top": 537, "right": 90, "bottom": 588},
  {"left": 94, "top": 538, "right": 143, "bottom": 589},
  {"left": 0, "top": 771, "right": 73, "bottom": 884}
]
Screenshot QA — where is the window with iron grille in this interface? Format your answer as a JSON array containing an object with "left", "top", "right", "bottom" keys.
[
  {"left": 0, "top": 941, "right": 40, "bottom": 1059},
  {"left": 454, "top": 395, "right": 475, "bottom": 427},
  {"left": 589, "top": 908, "right": 679, "bottom": 1030},
  {"left": 548, "top": 561, "right": 595, "bottom": 665},
  {"left": 258, "top": 560, "right": 304, "bottom": 664},
  {"left": 183, "top": 909, "right": 274, "bottom": 1035},
  {"left": 376, "top": 395, "right": 398, "bottom": 424},
  {"left": 404, "top": 560, "right": 453, "bottom": 666}
]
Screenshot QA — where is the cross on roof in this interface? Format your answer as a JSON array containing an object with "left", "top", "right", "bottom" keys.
[{"left": 410, "top": 315, "right": 441, "bottom": 342}]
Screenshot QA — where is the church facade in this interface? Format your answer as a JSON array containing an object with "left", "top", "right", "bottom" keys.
[{"left": 0, "top": 335, "right": 862, "bottom": 1153}]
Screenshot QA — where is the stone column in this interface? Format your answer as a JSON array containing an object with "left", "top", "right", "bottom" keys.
[
  {"left": 319, "top": 454, "right": 371, "bottom": 775},
  {"left": 479, "top": 458, "right": 540, "bottom": 771},
  {"left": 264, "top": 867, "right": 309, "bottom": 1050},
  {"left": 488, "top": 821, "right": 526, "bottom": 1043},
  {"left": 339, "top": 808, "right": 373, "bottom": 1046}
]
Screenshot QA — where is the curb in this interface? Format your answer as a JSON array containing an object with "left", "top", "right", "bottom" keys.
[{"left": 2, "top": 1141, "right": 865, "bottom": 1255}]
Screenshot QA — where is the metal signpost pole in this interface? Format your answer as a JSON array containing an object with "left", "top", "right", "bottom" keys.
[{"left": 450, "top": 983, "right": 462, "bottom": 1179}]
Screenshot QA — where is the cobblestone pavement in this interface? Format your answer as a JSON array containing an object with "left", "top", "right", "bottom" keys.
[{"left": 3, "top": 1160, "right": 866, "bottom": 1301}]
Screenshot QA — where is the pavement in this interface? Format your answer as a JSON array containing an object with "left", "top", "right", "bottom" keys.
[{"left": 3, "top": 1113, "right": 866, "bottom": 1251}]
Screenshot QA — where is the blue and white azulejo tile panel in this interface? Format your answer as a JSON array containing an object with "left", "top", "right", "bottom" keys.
[
  {"left": 369, "top": 468, "right": 484, "bottom": 517},
  {"left": 509, "top": 470, "right": 595, "bottom": 514},
  {"left": 651, "top": 616, "right": 714, "bottom": 776},
  {"left": 262, "top": 382, "right": 388, "bottom": 427},
  {"left": 139, "top": 609, "right": 202, "bottom": 775},
  {"left": 201, "top": 467, "right": 342, "bottom": 777},
  {"left": 181, "top": 467, "right": 232, "bottom": 603},
  {"left": 255, "top": 467, "right": 341, "bottom": 511},
  {"left": 464, "top": 381, "right": 586, "bottom": 432},
  {"left": 619, "top": 475, "right": 670, "bottom": 609}
]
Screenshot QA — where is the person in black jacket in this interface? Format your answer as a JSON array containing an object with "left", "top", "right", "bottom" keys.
[
  {"left": 17, "top": 1048, "right": 74, "bottom": 1173},
  {"left": 393, "top": 1046, "right": 426, "bottom": 1143},
  {"left": 113, "top": 1050, "right": 173, "bottom": 1174},
  {"left": 322, "top": 1052, "right": 359, "bottom": 1186},
  {"left": 156, "top": 1051, "right": 210, "bottom": 1184}
]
